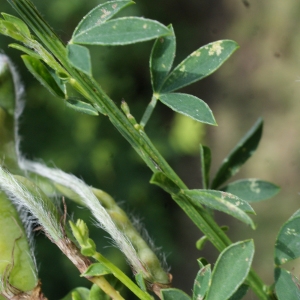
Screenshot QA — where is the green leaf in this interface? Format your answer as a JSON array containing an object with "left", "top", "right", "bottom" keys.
[
  {"left": 200, "top": 145, "right": 211, "bottom": 189},
  {"left": 21, "top": 55, "right": 65, "bottom": 99},
  {"left": 135, "top": 272, "right": 147, "bottom": 292},
  {"left": 205, "top": 240, "right": 254, "bottom": 300},
  {"left": 150, "top": 172, "right": 181, "bottom": 195},
  {"left": 72, "top": 1, "right": 134, "bottom": 39},
  {"left": 0, "top": 19, "right": 27, "bottom": 42},
  {"left": 211, "top": 118, "right": 263, "bottom": 189},
  {"left": 150, "top": 25, "right": 176, "bottom": 92},
  {"left": 228, "top": 284, "right": 249, "bottom": 300},
  {"left": 274, "top": 209, "right": 300, "bottom": 265},
  {"left": 222, "top": 179, "right": 280, "bottom": 203},
  {"left": 89, "top": 284, "right": 110, "bottom": 300},
  {"left": 72, "top": 17, "right": 171, "bottom": 46},
  {"left": 159, "top": 40, "right": 239, "bottom": 93},
  {"left": 67, "top": 44, "right": 92, "bottom": 76},
  {"left": 161, "top": 288, "right": 191, "bottom": 300},
  {"left": 184, "top": 190, "right": 256, "bottom": 229},
  {"left": 61, "top": 288, "right": 90, "bottom": 300},
  {"left": 193, "top": 264, "right": 211, "bottom": 300},
  {"left": 0, "top": 192, "right": 38, "bottom": 293},
  {"left": 196, "top": 236, "right": 208, "bottom": 251},
  {"left": 9, "top": 43, "right": 41, "bottom": 59},
  {"left": 197, "top": 258, "right": 209, "bottom": 269},
  {"left": 1, "top": 13, "right": 31, "bottom": 38},
  {"left": 81, "top": 263, "right": 111, "bottom": 277},
  {"left": 275, "top": 268, "right": 300, "bottom": 300},
  {"left": 66, "top": 98, "right": 99, "bottom": 116},
  {"left": 158, "top": 93, "right": 216, "bottom": 125}
]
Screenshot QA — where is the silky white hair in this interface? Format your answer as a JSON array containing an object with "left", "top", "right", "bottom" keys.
[{"left": 19, "top": 159, "right": 147, "bottom": 275}]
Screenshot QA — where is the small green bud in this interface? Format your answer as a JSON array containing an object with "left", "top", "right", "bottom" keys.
[
  {"left": 69, "top": 220, "right": 96, "bottom": 256},
  {"left": 121, "top": 100, "right": 140, "bottom": 127},
  {"left": 69, "top": 220, "right": 84, "bottom": 245},
  {"left": 120, "top": 100, "right": 130, "bottom": 115},
  {"left": 81, "top": 238, "right": 96, "bottom": 257}
]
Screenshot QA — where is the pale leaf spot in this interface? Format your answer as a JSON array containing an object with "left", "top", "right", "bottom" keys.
[
  {"left": 191, "top": 50, "right": 201, "bottom": 57},
  {"left": 208, "top": 41, "right": 224, "bottom": 56},
  {"left": 179, "top": 65, "right": 186, "bottom": 72},
  {"left": 101, "top": 8, "right": 111, "bottom": 19},
  {"left": 250, "top": 179, "right": 261, "bottom": 194}
]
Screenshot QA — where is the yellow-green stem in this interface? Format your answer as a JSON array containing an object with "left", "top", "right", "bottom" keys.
[
  {"left": 93, "top": 252, "right": 153, "bottom": 300},
  {"left": 89, "top": 276, "right": 125, "bottom": 300}
]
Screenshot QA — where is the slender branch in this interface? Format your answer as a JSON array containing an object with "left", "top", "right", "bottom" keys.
[
  {"left": 140, "top": 95, "right": 158, "bottom": 128},
  {"left": 93, "top": 252, "right": 154, "bottom": 300}
]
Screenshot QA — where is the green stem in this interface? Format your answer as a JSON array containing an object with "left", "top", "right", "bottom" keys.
[
  {"left": 6, "top": 1, "right": 270, "bottom": 298},
  {"left": 245, "top": 270, "right": 271, "bottom": 300},
  {"left": 89, "top": 276, "right": 125, "bottom": 300},
  {"left": 140, "top": 95, "right": 158, "bottom": 128},
  {"left": 93, "top": 252, "right": 153, "bottom": 300}
]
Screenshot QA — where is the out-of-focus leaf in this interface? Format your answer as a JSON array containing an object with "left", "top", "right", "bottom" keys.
[
  {"left": 228, "top": 284, "right": 249, "bottom": 300},
  {"left": 0, "top": 192, "right": 38, "bottom": 294},
  {"left": 184, "top": 190, "right": 256, "bottom": 229},
  {"left": 159, "top": 40, "right": 239, "bottom": 93},
  {"left": 67, "top": 44, "right": 92, "bottom": 76},
  {"left": 222, "top": 179, "right": 280, "bottom": 203},
  {"left": 274, "top": 209, "right": 300, "bottom": 265},
  {"left": 73, "top": 17, "right": 171, "bottom": 46},
  {"left": 200, "top": 145, "right": 211, "bottom": 189},
  {"left": 89, "top": 284, "right": 110, "bottom": 300},
  {"left": 72, "top": 1, "right": 134, "bottom": 39},
  {"left": 150, "top": 25, "right": 176, "bottom": 92},
  {"left": 274, "top": 268, "right": 300, "bottom": 300},
  {"left": 205, "top": 240, "right": 254, "bottom": 300},
  {"left": 61, "top": 287, "right": 90, "bottom": 300},
  {"left": 192, "top": 264, "right": 211, "bottom": 300},
  {"left": 1, "top": 13, "right": 31, "bottom": 37},
  {"left": 66, "top": 98, "right": 99, "bottom": 116},
  {"left": 0, "top": 55, "right": 15, "bottom": 115},
  {"left": 81, "top": 263, "right": 111, "bottom": 277},
  {"left": 21, "top": 55, "right": 65, "bottom": 98},
  {"left": 161, "top": 289, "right": 191, "bottom": 300},
  {"left": 211, "top": 118, "right": 263, "bottom": 189},
  {"left": 158, "top": 93, "right": 216, "bottom": 125}
]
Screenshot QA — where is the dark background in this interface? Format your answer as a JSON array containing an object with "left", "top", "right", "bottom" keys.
[{"left": 1, "top": 0, "right": 300, "bottom": 299}]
